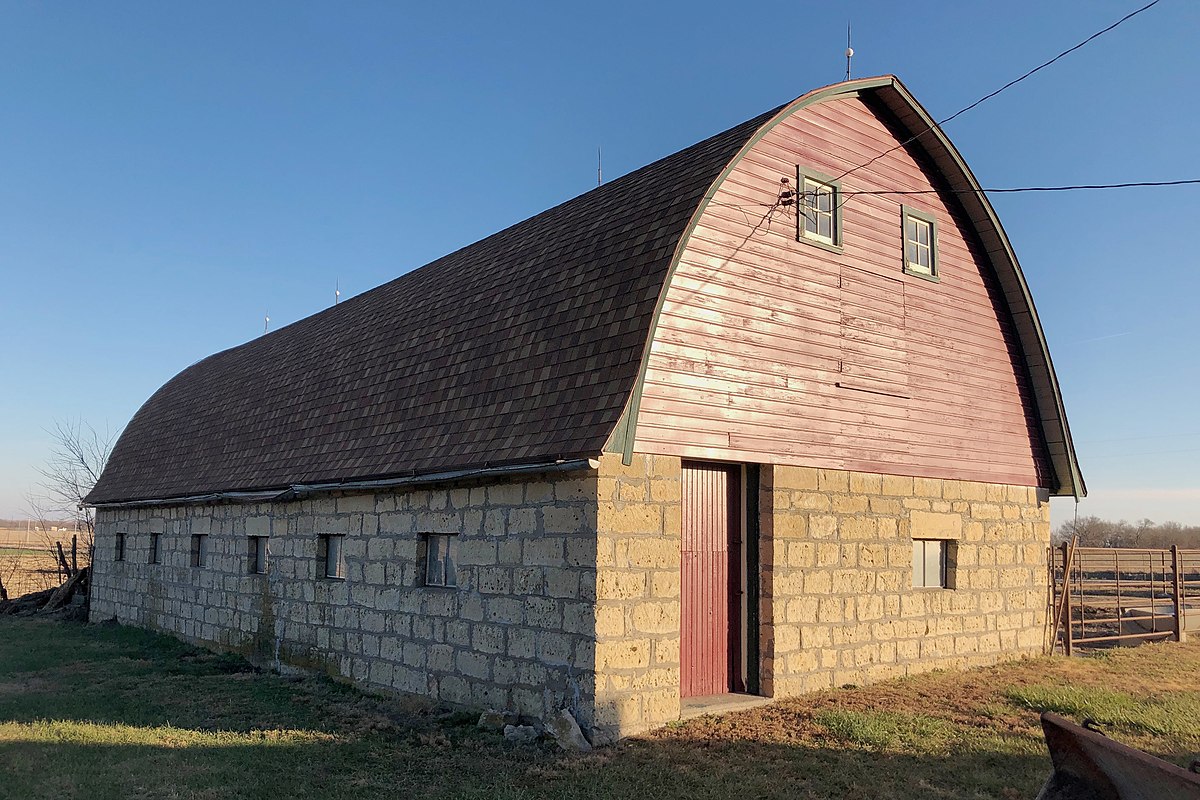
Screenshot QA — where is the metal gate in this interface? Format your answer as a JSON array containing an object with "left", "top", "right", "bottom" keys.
[
  {"left": 680, "top": 461, "right": 743, "bottom": 698},
  {"left": 1051, "top": 539, "right": 1200, "bottom": 653}
]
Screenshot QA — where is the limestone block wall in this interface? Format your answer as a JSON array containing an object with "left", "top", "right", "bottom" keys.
[
  {"left": 592, "top": 453, "right": 682, "bottom": 744},
  {"left": 761, "top": 466, "right": 1051, "bottom": 696},
  {"left": 90, "top": 469, "right": 601, "bottom": 728}
]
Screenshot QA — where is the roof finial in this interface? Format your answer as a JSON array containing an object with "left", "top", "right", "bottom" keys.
[
  {"left": 597, "top": 145, "right": 603, "bottom": 187},
  {"left": 264, "top": 310, "right": 270, "bottom": 334},
  {"left": 335, "top": 277, "right": 341, "bottom": 306},
  {"left": 845, "top": 22, "right": 854, "bottom": 81}
]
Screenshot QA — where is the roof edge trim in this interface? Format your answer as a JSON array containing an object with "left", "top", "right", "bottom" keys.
[
  {"left": 871, "top": 80, "right": 1084, "bottom": 497},
  {"left": 90, "top": 458, "right": 601, "bottom": 510}
]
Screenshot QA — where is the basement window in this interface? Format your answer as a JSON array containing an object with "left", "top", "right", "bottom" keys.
[
  {"left": 115, "top": 532, "right": 126, "bottom": 562},
  {"left": 190, "top": 534, "right": 208, "bottom": 567},
  {"left": 912, "top": 539, "right": 955, "bottom": 589},
  {"left": 902, "top": 206, "right": 938, "bottom": 279},
  {"left": 796, "top": 167, "right": 842, "bottom": 251},
  {"left": 320, "top": 534, "right": 346, "bottom": 580},
  {"left": 248, "top": 536, "right": 268, "bottom": 575},
  {"left": 149, "top": 533, "right": 160, "bottom": 564},
  {"left": 423, "top": 534, "right": 458, "bottom": 588}
]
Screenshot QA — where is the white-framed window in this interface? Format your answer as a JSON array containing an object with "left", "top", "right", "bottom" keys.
[
  {"left": 320, "top": 534, "right": 345, "bottom": 579},
  {"left": 424, "top": 534, "right": 458, "bottom": 588},
  {"left": 912, "top": 539, "right": 952, "bottom": 589},
  {"left": 190, "top": 534, "right": 208, "bottom": 567},
  {"left": 902, "top": 206, "right": 938, "bottom": 278},
  {"left": 797, "top": 167, "right": 841, "bottom": 249},
  {"left": 248, "top": 536, "right": 268, "bottom": 575}
]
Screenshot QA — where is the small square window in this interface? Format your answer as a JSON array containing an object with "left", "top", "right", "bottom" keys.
[
  {"left": 190, "top": 534, "right": 208, "bottom": 568},
  {"left": 248, "top": 536, "right": 268, "bottom": 575},
  {"left": 902, "top": 206, "right": 938, "bottom": 279},
  {"left": 796, "top": 167, "right": 842, "bottom": 251},
  {"left": 149, "top": 533, "right": 161, "bottom": 564},
  {"left": 424, "top": 534, "right": 458, "bottom": 588},
  {"left": 115, "top": 532, "right": 126, "bottom": 562},
  {"left": 912, "top": 539, "right": 954, "bottom": 588},
  {"left": 320, "top": 534, "right": 346, "bottom": 579}
]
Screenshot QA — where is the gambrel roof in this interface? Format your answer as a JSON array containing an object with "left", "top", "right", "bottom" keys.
[{"left": 87, "top": 76, "right": 1083, "bottom": 505}]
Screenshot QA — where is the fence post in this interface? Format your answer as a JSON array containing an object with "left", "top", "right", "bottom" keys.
[
  {"left": 1062, "top": 542, "right": 1073, "bottom": 656},
  {"left": 1172, "top": 545, "right": 1186, "bottom": 643}
]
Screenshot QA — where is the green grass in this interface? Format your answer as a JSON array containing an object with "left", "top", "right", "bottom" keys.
[
  {"left": 0, "top": 617, "right": 1197, "bottom": 800},
  {"left": 1005, "top": 684, "right": 1200, "bottom": 738},
  {"left": 813, "top": 709, "right": 953, "bottom": 750},
  {"left": 0, "top": 547, "right": 44, "bottom": 557}
]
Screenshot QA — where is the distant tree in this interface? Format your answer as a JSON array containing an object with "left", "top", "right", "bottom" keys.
[
  {"left": 25, "top": 419, "right": 117, "bottom": 571},
  {"left": 1053, "top": 515, "right": 1200, "bottom": 549}
]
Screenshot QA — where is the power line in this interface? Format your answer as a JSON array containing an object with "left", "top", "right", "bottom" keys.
[
  {"left": 708, "top": 178, "right": 1200, "bottom": 216},
  {"left": 832, "top": 0, "right": 1164, "bottom": 184},
  {"left": 842, "top": 179, "right": 1200, "bottom": 196}
]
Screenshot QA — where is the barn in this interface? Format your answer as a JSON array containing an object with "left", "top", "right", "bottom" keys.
[{"left": 86, "top": 75, "right": 1083, "bottom": 744}]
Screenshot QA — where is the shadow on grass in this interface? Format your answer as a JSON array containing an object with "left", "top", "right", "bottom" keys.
[
  {"left": 0, "top": 727, "right": 1054, "bottom": 800},
  {"left": 9, "top": 617, "right": 1194, "bottom": 800}
]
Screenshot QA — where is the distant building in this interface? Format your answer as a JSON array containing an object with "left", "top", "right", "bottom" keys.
[{"left": 87, "top": 76, "right": 1083, "bottom": 744}]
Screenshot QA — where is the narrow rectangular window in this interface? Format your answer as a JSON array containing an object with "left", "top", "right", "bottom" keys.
[
  {"left": 912, "top": 539, "right": 950, "bottom": 588},
  {"left": 149, "top": 533, "right": 160, "bottom": 564},
  {"left": 320, "top": 534, "right": 345, "bottom": 579},
  {"left": 796, "top": 167, "right": 842, "bottom": 250},
  {"left": 115, "top": 532, "right": 126, "bottom": 562},
  {"left": 191, "top": 534, "right": 208, "bottom": 567},
  {"left": 423, "top": 534, "right": 458, "bottom": 588},
  {"left": 248, "top": 536, "right": 268, "bottom": 575},
  {"left": 902, "top": 206, "right": 938, "bottom": 278}
]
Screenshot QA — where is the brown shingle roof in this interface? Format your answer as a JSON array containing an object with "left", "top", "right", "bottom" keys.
[{"left": 87, "top": 105, "right": 781, "bottom": 504}]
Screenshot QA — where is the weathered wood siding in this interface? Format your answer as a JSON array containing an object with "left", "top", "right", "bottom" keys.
[{"left": 634, "top": 94, "right": 1049, "bottom": 488}]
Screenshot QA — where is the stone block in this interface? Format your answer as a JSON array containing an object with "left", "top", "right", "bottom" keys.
[
  {"left": 910, "top": 510, "right": 962, "bottom": 540},
  {"left": 523, "top": 537, "right": 565, "bottom": 567},
  {"left": 544, "top": 506, "right": 590, "bottom": 534},
  {"left": 544, "top": 568, "right": 581, "bottom": 599},
  {"left": 596, "top": 639, "right": 651, "bottom": 671},
  {"left": 775, "top": 466, "right": 819, "bottom": 491},
  {"left": 487, "top": 484, "right": 524, "bottom": 507},
  {"left": 597, "top": 571, "right": 647, "bottom": 600}
]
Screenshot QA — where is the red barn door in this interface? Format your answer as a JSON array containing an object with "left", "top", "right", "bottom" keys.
[{"left": 681, "top": 461, "right": 743, "bottom": 698}]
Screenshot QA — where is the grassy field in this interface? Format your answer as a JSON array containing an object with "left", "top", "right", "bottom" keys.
[
  {"left": 0, "top": 527, "right": 78, "bottom": 596},
  {"left": 0, "top": 549, "right": 58, "bottom": 596},
  {"left": 0, "top": 617, "right": 1197, "bottom": 800}
]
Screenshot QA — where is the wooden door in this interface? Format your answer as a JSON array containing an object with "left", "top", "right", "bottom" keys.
[{"left": 680, "top": 461, "right": 742, "bottom": 698}]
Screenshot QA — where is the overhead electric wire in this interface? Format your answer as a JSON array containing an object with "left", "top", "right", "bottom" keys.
[
  {"left": 842, "top": 179, "right": 1200, "bottom": 196},
  {"left": 708, "top": 178, "right": 1200, "bottom": 216},
  {"left": 831, "top": 0, "right": 1165, "bottom": 185}
]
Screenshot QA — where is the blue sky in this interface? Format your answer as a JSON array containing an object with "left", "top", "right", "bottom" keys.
[{"left": 1, "top": 1, "right": 1197, "bottom": 528}]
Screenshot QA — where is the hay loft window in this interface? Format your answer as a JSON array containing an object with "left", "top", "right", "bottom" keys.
[
  {"left": 248, "top": 536, "right": 268, "bottom": 575},
  {"left": 912, "top": 539, "right": 954, "bottom": 589},
  {"left": 902, "top": 206, "right": 938, "bottom": 279},
  {"left": 115, "top": 532, "right": 126, "bottom": 562},
  {"left": 149, "top": 533, "right": 161, "bottom": 564},
  {"left": 320, "top": 534, "right": 346, "bottom": 580},
  {"left": 796, "top": 167, "right": 842, "bottom": 252},
  {"left": 423, "top": 534, "right": 458, "bottom": 588},
  {"left": 190, "top": 534, "right": 208, "bottom": 568}
]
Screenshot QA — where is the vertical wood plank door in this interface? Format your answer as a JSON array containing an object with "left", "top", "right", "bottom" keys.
[{"left": 681, "top": 461, "right": 742, "bottom": 698}]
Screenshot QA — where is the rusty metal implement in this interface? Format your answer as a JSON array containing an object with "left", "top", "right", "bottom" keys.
[{"left": 1035, "top": 712, "right": 1200, "bottom": 799}]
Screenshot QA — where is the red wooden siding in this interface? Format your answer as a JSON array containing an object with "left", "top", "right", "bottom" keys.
[
  {"left": 635, "top": 95, "right": 1049, "bottom": 488},
  {"left": 681, "top": 461, "right": 742, "bottom": 698}
]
